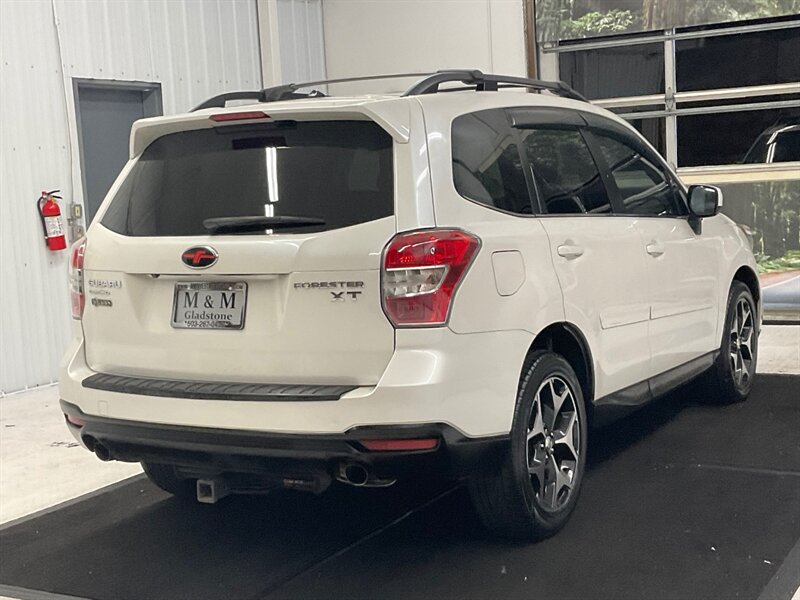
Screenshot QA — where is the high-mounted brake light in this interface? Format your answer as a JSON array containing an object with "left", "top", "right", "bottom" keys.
[
  {"left": 381, "top": 229, "right": 480, "bottom": 327},
  {"left": 209, "top": 111, "right": 269, "bottom": 122},
  {"left": 69, "top": 237, "right": 86, "bottom": 319}
]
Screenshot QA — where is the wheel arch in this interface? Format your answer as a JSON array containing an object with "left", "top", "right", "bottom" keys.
[
  {"left": 527, "top": 322, "right": 595, "bottom": 419},
  {"left": 732, "top": 265, "right": 760, "bottom": 316}
]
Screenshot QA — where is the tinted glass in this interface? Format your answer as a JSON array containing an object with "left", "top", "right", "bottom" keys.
[
  {"left": 676, "top": 27, "right": 800, "bottom": 91},
  {"left": 592, "top": 132, "right": 684, "bottom": 216},
  {"left": 451, "top": 110, "right": 531, "bottom": 215},
  {"left": 519, "top": 128, "right": 611, "bottom": 214},
  {"left": 678, "top": 107, "right": 800, "bottom": 166},
  {"left": 101, "top": 121, "right": 393, "bottom": 236},
  {"left": 712, "top": 179, "right": 800, "bottom": 265},
  {"left": 559, "top": 44, "right": 665, "bottom": 100}
]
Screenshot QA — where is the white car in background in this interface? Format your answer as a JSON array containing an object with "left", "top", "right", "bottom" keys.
[{"left": 60, "top": 70, "right": 761, "bottom": 540}]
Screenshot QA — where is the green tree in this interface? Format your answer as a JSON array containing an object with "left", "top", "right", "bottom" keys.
[{"left": 543, "top": 0, "right": 800, "bottom": 41}]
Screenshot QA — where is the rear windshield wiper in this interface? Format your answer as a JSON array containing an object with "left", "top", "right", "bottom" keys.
[{"left": 203, "top": 215, "right": 326, "bottom": 235}]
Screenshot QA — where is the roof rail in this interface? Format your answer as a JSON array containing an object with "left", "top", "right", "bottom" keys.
[
  {"left": 191, "top": 70, "right": 587, "bottom": 111},
  {"left": 192, "top": 90, "right": 266, "bottom": 111},
  {"left": 402, "top": 70, "right": 588, "bottom": 102},
  {"left": 191, "top": 73, "right": 429, "bottom": 111}
]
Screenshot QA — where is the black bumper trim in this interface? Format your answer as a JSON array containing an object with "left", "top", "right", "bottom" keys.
[
  {"left": 60, "top": 400, "right": 509, "bottom": 479},
  {"left": 81, "top": 373, "right": 356, "bottom": 402}
]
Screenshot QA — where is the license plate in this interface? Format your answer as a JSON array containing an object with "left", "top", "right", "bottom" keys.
[{"left": 171, "top": 282, "right": 247, "bottom": 329}]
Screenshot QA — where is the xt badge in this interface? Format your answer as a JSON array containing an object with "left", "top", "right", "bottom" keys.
[
  {"left": 331, "top": 291, "right": 362, "bottom": 302},
  {"left": 293, "top": 280, "right": 364, "bottom": 303}
]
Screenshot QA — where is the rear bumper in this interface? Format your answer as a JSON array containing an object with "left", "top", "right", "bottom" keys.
[
  {"left": 59, "top": 328, "right": 533, "bottom": 438},
  {"left": 61, "top": 400, "right": 509, "bottom": 480}
]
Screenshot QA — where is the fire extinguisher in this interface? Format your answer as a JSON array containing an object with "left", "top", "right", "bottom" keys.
[{"left": 38, "top": 189, "right": 67, "bottom": 251}]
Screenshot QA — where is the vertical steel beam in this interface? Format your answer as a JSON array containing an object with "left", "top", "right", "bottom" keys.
[
  {"left": 523, "top": 0, "right": 538, "bottom": 79},
  {"left": 664, "top": 34, "right": 678, "bottom": 168}
]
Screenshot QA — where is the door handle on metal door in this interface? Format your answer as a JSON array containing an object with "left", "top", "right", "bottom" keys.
[
  {"left": 557, "top": 244, "right": 584, "bottom": 259},
  {"left": 646, "top": 241, "right": 665, "bottom": 257}
]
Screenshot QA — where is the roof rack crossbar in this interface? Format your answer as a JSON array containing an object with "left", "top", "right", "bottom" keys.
[
  {"left": 191, "top": 70, "right": 588, "bottom": 111},
  {"left": 402, "top": 70, "right": 588, "bottom": 102}
]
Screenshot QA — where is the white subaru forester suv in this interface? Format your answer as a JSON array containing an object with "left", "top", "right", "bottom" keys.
[{"left": 61, "top": 70, "right": 760, "bottom": 540}]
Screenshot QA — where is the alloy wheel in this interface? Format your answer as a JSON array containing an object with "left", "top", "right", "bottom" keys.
[
  {"left": 526, "top": 376, "right": 581, "bottom": 512},
  {"left": 730, "top": 297, "right": 755, "bottom": 389}
]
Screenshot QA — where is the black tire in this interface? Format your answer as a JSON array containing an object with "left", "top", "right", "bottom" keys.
[
  {"left": 142, "top": 462, "right": 196, "bottom": 500},
  {"left": 468, "top": 351, "right": 588, "bottom": 541},
  {"left": 701, "top": 281, "right": 758, "bottom": 404}
]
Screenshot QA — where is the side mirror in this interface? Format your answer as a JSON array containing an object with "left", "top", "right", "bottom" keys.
[{"left": 688, "top": 185, "right": 721, "bottom": 218}]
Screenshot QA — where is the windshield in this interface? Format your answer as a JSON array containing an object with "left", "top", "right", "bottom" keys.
[{"left": 101, "top": 120, "right": 393, "bottom": 236}]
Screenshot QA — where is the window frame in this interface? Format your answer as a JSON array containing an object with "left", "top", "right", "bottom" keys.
[
  {"left": 540, "top": 15, "right": 800, "bottom": 171},
  {"left": 449, "top": 106, "right": 691, "bottom": 219}
]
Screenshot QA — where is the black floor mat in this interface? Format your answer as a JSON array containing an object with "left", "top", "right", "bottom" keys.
[{"left": 1, "top": 375, "right": 799, "bottom": 600}]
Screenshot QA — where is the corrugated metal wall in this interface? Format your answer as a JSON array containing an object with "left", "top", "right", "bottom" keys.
[
  {"left": 276, "top": 0, "right": 325, "bottom": 83},
  {"left": 0, "top": 0, "right": 262, "bottom": 394}
]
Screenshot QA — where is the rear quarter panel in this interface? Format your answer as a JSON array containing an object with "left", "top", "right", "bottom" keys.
[{"left": 419, "top": 95, "right": 566, "bottom": 344}]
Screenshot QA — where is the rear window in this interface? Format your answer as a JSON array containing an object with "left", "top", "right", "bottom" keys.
[{"left": 101, "top": 120, "right": 393, "bottom": 236}]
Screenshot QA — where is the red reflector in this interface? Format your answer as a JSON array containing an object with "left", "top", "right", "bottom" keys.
[
  {"left": 360, "top": 438, "right": 439, "bottom": 452},
  {"left": 65, "top": 414, "right": 87, "bottom": 427}
]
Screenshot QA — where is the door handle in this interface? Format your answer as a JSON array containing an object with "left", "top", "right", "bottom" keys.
[
  {"left": 557, "top": 244, "right": 584, "bottom": 259},
  {"left": 646, "top": 241, "right": 665, "bottom": 257}
]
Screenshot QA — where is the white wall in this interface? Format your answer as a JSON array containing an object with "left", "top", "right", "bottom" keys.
[
  {"left": 0, "top": 0, "right": 261, "bottom": 394},
  {"left": 321, "top": 0, "right": 527, "bottom": 93}
]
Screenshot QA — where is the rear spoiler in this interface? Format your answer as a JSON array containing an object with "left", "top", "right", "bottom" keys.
[{"left": 129, "top": 101, "right": 412, "bottom": 158}]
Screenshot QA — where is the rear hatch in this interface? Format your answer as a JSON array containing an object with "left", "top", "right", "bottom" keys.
[{"left": 81, "top": 117, "right": 396, "bottom": 385}]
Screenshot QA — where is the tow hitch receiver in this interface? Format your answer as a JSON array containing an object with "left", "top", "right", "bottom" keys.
[{"left": 196, "top": 479, "right": 230, "bottom": 504}]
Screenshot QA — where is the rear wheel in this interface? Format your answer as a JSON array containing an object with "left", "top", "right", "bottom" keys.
[
  {"left": 702, "top": 281, "right": 758, "bottom": 403},
  {"left": 142, "top": 462, "right": 196, "bottom": 501},
  {"left": 468, "top": 351, "right": 587, "bottom": 541}
]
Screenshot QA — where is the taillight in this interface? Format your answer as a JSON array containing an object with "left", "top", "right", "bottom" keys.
[
  {"left": 382, "top": 229, "right": 480, "bottom": 327},
  {"left": 69, "top": 237, "right": 86, "bottom": 319}
]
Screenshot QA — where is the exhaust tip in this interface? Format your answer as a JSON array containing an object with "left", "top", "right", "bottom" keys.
[
  {"left": 93, "top": 442, "right": 112, "bottom": 462},
  {"left": 342, "top": 463, "right": 369, "bottom": 487}
]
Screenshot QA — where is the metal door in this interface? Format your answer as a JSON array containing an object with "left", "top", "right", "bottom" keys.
[{"left": 74, "top": 80, "right": 162, "bottom": 222}]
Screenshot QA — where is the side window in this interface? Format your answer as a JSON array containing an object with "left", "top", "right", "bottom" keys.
[
  {"left": 591, "top": 132, "right": 685, "bottom": 216},
  {"left": 452, "top": 110, "right": 531, "bottom": 215},
  {"left": 518, "top": 127, "right": 611, "bottom": 214}
]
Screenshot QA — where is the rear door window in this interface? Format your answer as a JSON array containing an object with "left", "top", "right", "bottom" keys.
[{"left": 101, "top": 120, "right": 393, "bottom": 236}]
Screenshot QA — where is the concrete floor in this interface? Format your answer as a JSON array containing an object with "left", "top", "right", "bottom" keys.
[
  {"left": 0, "top": 386, "right": 140, "bottom": 525},
  {"left": 0, "top": 325, "right": 797, "bottom": 527}
]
